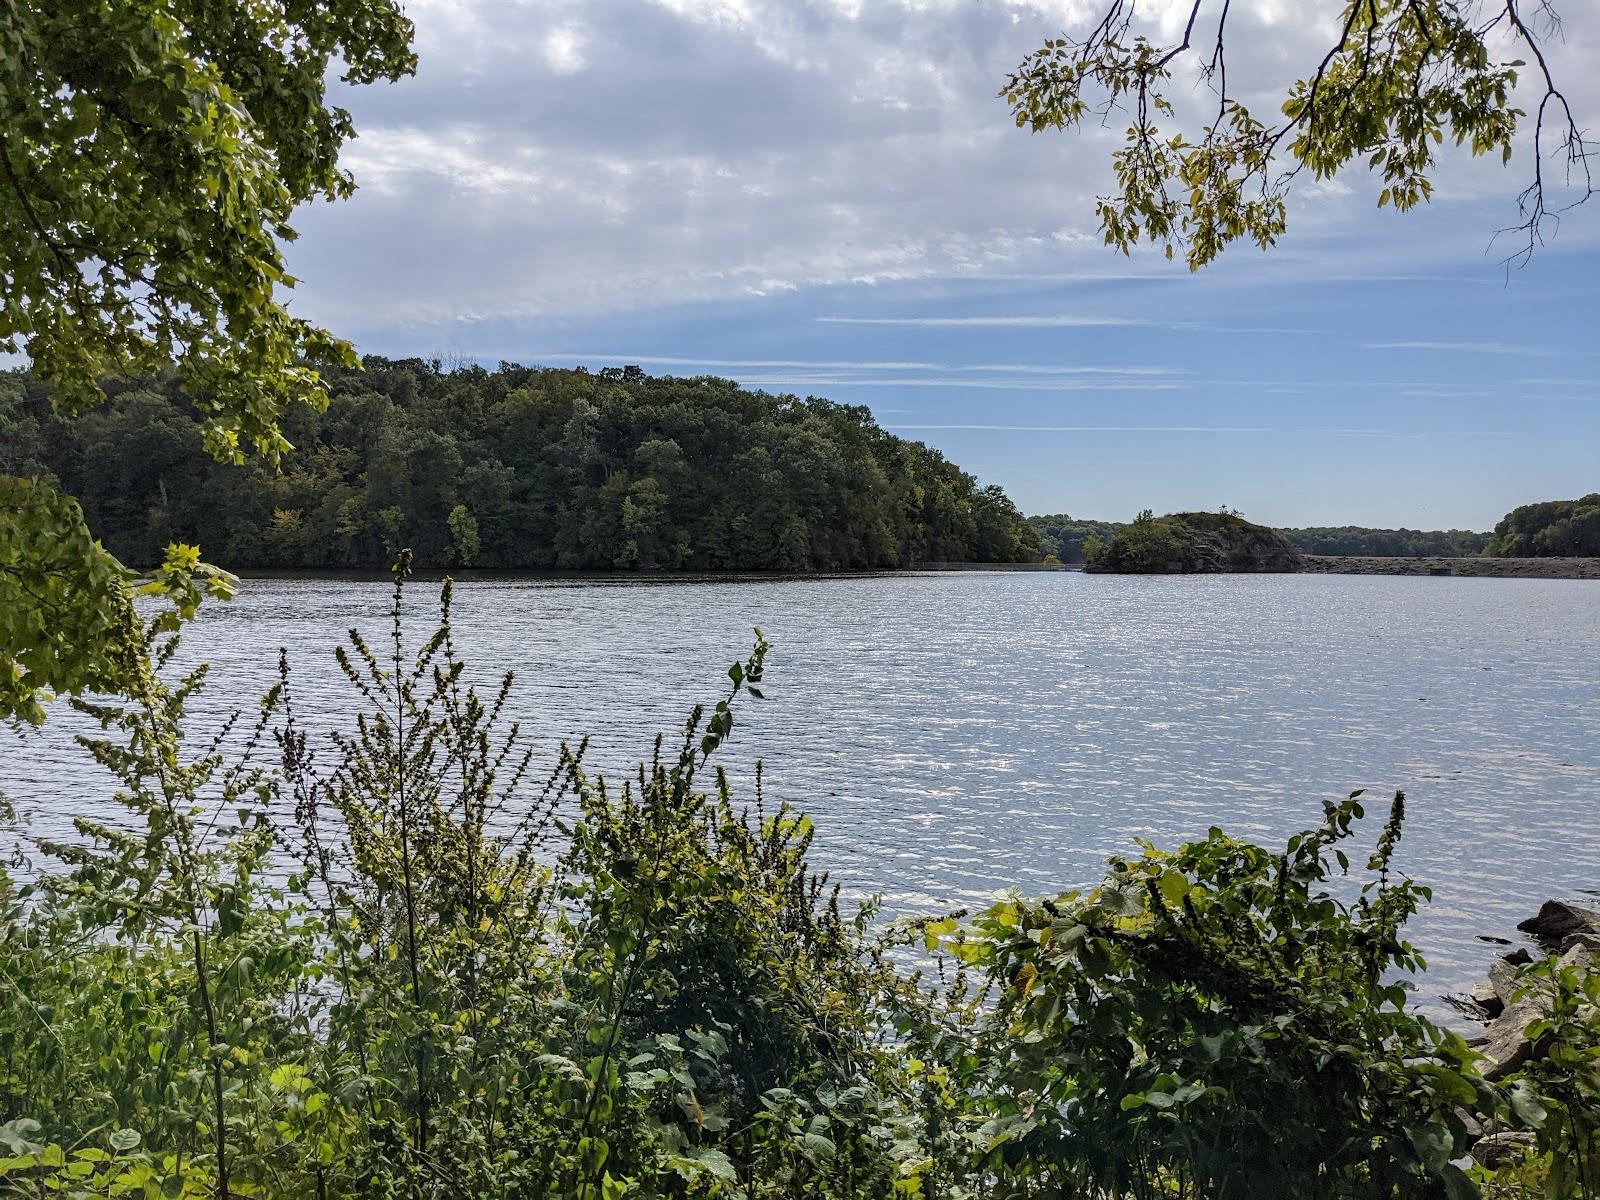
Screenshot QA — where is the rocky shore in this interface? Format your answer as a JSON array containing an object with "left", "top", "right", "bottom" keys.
[
  {"left": 1456, "top": 899, "right": 1600, "bottom": 1166},
  {"left": 1302, "top": 555, "right": 1600, "bottom": 579}
]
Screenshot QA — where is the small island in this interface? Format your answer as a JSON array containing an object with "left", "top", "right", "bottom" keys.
[
  {"left": 1083, "top": 504, "right": 1600, "bottom": 579},
  {"left": 1084, "top": 510, "right": 1304, "bottom": 574}
]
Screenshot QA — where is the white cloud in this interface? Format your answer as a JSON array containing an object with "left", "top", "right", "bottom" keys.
[
  {"left": 283, "top": 0, "right": 1598, "bottom": 335},
  {"left": 542, "top": 26, "right": 587, "bottom": 74}
]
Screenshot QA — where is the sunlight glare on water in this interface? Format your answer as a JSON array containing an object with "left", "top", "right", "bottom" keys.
[{"left": 3, "top": 570, "right": 1597, "bottom": 1003}]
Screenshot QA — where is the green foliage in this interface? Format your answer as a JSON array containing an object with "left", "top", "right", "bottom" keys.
[
  {"left": 1485, "top": 495, "right": 1600, "bottom": 558},
  {"left": 1026, "top": 513, "right": 1121, "bottom": 563},
  {"left": 1093, "top": 510, "right": 1303, "bottom": 574},
  {"left": 5, "top": 360, "right": 1039, "bottom": 571},
  {"left": 1001, "top": 1, "right": 1593, "bottom": 269},
  {"left": 1499, "top": 954, "right": 1600, "bottom": 1198},
  {"left": 0, "top": 0, "right": 414, "bottom": 451},
  {"left": 6, "top": 573, "right": 1597, "bottom": 1199},
  {"left": 0, "top": 0, "right": 415, "bottom": 723},
  {"left": 925, "top": 792, "right": 1493, "bottom": 1199},
  {"left": 0, "top": 475, "right": 232, "bottom": 723},
  {"left": 1283, "top": 526, "right": 1493, "bottom": 557}
]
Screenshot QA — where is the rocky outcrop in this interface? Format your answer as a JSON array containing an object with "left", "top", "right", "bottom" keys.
[
  {"left": 1465, "top": 903, "right": 1598, "bottom": 1083},
  {"left": 1091, "top": 512, "right": 1303, "bottom": 574},
  {"left": 1472, "top": 942, "right": 1590, "bottom": 1081},
  {"left": 1456, "top": 899, "right": 1599, "bottom": 1168},
  {"left": 1518, "top": 900, "right": 1600, "bottom": 947}
]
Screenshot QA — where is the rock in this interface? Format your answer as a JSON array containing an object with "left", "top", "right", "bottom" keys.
[
  {"left": 1477, "top": 944, "right": 1591, "bottom": 1081},
  {"left": 1478, "top": 997, "right": 1547, "bottom": 1081},
  {"left": 1517, "top": 900, "right": 1600, "bottom": 946},
  {"left": 1488, "top": 947, "right": 1533, "bottom": 1004},
  {"left": 1560, "top": 932, "right": 1600, "bottom": 956},
  {"left": 1471, "top": 1131, "right": 1537, "bottom": 1168},
  {"left": 1470, "top": 978, "right": 1505, "bottom": 1019}
]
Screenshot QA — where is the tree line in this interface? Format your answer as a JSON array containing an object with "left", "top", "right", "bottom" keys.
[
  {"left": 1486, "top": 495, "right": 1600, "bottom": 558},
  {"left": 0, "top": 360, "right": 1038, "bottom": 572},
  {"left": 1029, "top": 514, "right": 1495, "bottom": 563}
]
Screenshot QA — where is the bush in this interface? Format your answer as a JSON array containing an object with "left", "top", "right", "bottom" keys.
[
  {"left": 920, "top": 793, "right": 1492, "bottom": 1199},
  {"left": 4, "top": 565, "right": 1594, "bottom": 1200}
]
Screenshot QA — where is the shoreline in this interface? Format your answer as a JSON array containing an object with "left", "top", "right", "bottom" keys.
[{"left": 1301, "top": 555, "right": 1600, "bottom": 580}]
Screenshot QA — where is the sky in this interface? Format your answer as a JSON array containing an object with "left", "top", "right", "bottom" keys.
[{"left": 281, "top": 0, "right": 1600, "bottom": 529}]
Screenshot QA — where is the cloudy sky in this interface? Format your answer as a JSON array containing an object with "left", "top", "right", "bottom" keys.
[{"left": 286, "top": 0, "right": 1600, "bottom": 528}]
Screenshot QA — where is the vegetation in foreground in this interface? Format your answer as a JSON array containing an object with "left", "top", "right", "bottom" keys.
[
  {"left": 0, "top": 362, "right": 1037, "bottom": 573},
  {"left": 2, "top": 566, "right": 1596, "bottom": 1200}
]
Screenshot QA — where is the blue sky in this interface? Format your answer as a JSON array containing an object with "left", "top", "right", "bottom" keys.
[{"left": 281, "top": 0, "right": 1598, "bottom": 529}]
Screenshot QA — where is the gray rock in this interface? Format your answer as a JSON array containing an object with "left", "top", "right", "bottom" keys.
[
  {"left": 1478, "top": 944, "right": 1592, "bottom": 1081},
  {"left": 1559, "top": 932, "right": 1600, "bottom": 956},
  {"left": 1488, "top": 947, "right": 1534, "bottom": 1005},
  {"left": 1517, "top": 900, "right": 1600, "bottom": 946},
  {"left": 1479, "top": 998, "right": 1547, "bottom": 1081},
  {"left": 1470, "top": 978, "right": 1505, "bottom": 1019},
  {"left": 1471, "top": 1131, "right": 1537, "bottom": 1169}
]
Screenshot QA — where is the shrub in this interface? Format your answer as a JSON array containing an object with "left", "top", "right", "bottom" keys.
[{"left": 923, "top": 792, "right": 1493, "bottom": 1199}]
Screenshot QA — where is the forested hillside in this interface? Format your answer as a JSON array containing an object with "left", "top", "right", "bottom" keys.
[
  {"left": 0, "top": 360, "right": 1037, "bottom": 571},
  {"left": 1485, "top": 494, "right": 1600, "bottom": 557}
]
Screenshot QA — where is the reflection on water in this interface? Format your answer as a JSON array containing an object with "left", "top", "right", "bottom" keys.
[{"left": 3, "top": 570, "right": 1598, "bottom": 1003}]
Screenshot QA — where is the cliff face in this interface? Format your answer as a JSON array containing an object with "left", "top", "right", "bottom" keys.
[{"left": 1091, "top": 512, "right": 1304, "bottom": 574}]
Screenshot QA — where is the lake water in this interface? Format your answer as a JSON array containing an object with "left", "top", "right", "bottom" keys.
[{"left": 3, "top": 570, "right": 1598, "bottom": 1005}]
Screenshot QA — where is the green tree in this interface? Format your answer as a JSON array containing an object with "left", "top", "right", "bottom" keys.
[
  {"left": 5, "top": 361, "right": 1041, "bottom": 574},
  {"left": 0, "top": 0, "right": 416, "bottom": 721},
  {"left": 1003, "top": 1, "right": 1593, "bottom": 269},
  {"left": 1485, "top": 493, "right": 1600, "bottom": 556}
]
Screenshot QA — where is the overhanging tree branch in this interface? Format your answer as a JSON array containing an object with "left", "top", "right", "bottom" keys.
[{"left": 1002, "top": 0, "right": 1594, "bottom": 269}]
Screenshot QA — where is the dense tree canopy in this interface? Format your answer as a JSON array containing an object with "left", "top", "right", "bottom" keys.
[
  {"left": 1027, "top": 513, "right": 1124, "bottom": 563},
  {"left": 0, "top": 0, "right": 415, "bottom": 721},
  {"left": 0, "top": 0, "right": 414, "bottom": 435},
  {"left": 1279, "top": 525, "right": 1491, "bottom": 557},
  {"left": 1485, "top": 493, "right": 1600, "bottom": 556},
  {"left": 1004, "top": 1, "right": 1593, "bottom": 268},
  {"left": 2, "top": 360, "right": 1038, "bottom": 572}
]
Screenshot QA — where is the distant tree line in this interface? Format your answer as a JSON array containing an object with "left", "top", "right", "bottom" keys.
[
  {"left": 1485, "top": 495, "right": 1600, "bottom": 558},
  {"left": 1277, "top": 526, "right": 1491, "bottom": 558},
  {"left": 1028, "top": 515, "right": 1493, "bottom": 562},
  {"left": 1026, "top": 514, "right": 1122, "bottom": 563},
  {"left": 0, "top": 360, "right": 1038, "bottom": 571}
]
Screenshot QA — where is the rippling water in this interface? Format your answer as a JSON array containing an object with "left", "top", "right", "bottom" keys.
[{"left": 4, "top": 570, "right": 1597, "bottom": 1003}]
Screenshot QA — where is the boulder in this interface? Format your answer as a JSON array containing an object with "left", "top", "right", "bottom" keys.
[
  {"left": 1517, "top": 900, "right": 1600, "bottom": 946},
  {"left": 1487, "top": 947, "right": 1533, "bottom": 1005},
  {"left": 1469, "top": 978, "right": 1504, "bottom": 1019},
  {"left": 1477, "top": 944, "right": 1591, "bottom": 1081},
  {"left": 1471, "top": 1131, "right": 1537, "bottom": 1169},
  {"left": 1560, "top": 932, "right": 1600, "bottom": 956}
]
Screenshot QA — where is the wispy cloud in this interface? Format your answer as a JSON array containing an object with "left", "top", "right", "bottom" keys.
[
  {"left": 886, "top": 425, "right": 1511, "bottom": 438},
  {"left": 523, "top": 353, "right": 1182, "bottom": 376},
  {"left": 817, "top": 315, "right": 1148, "bottom": 328},
  {"left": 740, "top": 376, "right": 1185, "bottom": 392},
  {"left": 886, "top": 424, "right": 1274, "bottom": 433},
  {"left": 1365, "top": 340, "right": 1563, "bottom": 356}
]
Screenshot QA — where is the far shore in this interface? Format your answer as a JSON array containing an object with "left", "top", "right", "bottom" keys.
[{"left": 1302, "top": 555, "right": 1600, "bottom": 580}]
